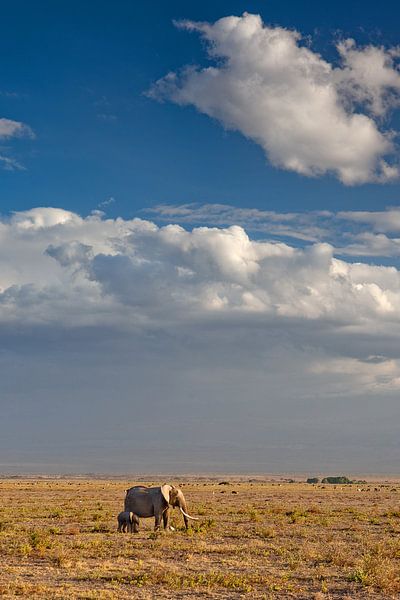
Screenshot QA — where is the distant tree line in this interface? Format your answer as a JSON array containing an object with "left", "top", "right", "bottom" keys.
[{"left": 306, "top": 476, "right": 366, "bottom": 484}]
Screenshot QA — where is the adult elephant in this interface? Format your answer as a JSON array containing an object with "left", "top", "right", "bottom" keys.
[{"left": 124, "top": 484, "right": 198, "bottom": 531}]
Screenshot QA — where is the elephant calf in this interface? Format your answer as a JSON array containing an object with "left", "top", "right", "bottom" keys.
[{"left": 117, "top": 510, "right": 139, "bottom": 533}]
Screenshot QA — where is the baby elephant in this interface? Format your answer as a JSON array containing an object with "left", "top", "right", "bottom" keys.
[{"left": 117, "top": 511, "right": 139, "bottom": 533}]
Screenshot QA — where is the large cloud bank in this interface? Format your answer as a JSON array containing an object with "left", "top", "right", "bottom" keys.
[
  {"left": 2, "top": 206, "right": 400, "bottom": 325},
  {"left": 149, "top": 13, "right": 400, "bottom": 184},
  {"left": 1, "top": 206, "right": 400, "bottom": 395}
]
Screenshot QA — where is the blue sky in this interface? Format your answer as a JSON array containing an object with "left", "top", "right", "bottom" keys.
[
  {"left": 2, "top": 1, "right": 400, "bottom": 474},
  {"left": 2, "top": 0, "right": 400, "bottom": 218}
]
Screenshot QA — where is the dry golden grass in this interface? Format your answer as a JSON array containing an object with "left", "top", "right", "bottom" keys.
[{"left": 0, "top": 477, "right": 400, "bottom": 598}]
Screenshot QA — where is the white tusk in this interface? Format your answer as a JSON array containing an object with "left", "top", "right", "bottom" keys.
[
  {"left": 169, "top": 525, "right": 175, "bottom": 531},
  {"left": 179, "top": 507, "right": 199, "bottom": 521}
]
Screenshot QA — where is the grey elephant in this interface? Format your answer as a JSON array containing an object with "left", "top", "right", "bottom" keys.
[
  {"left": 117, "top": 510, "right": 139, "bottom": 533},
  {"left": 124, "top": 484, "right": 198, "bottom": 531}
]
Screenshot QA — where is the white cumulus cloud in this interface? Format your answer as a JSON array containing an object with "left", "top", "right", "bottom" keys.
[
  {"left": 1, "top": 207, "right": 400, "bottom": 338},
  {"left": 335, "top": 39, "right": 400, "bottom": 117},
  {"left": 149, "top": 13, "right": 400, "bottom": 184}
]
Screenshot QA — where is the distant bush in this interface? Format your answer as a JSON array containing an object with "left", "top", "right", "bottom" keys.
[
  {"left": 306, "top": 477, "right": 319, "bottom": 484},
  {"left": 321, "top": 476, "right": 352, "bottom": 484}
]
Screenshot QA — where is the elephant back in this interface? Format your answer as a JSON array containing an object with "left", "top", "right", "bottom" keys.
[
  {"left": 124, "top": 485, "right": 156, "bottom": 515},
  {"left": 126, "top": 485, "right": 149, "bottom": 495}
]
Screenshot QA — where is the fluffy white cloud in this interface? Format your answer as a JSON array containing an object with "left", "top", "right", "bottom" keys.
[
  {"left": 0, "top": 117, "right": 34, "bottom": 139},
  {"left": 2, "top": 207, "right": 400, "bottom": 334},
  {"left": 10, "top": 207, "right": 80, "bottom": 230},
  {"left": 149, "top": 13, "right": 400, "bottom": 184},
  {"left": 2, "top": 205, "right": 400, "bottom": 399},
  {"left": 335, "top": 40, "right": 400, "bottom": 117}
]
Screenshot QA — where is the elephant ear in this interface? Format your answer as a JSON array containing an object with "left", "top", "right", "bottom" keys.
[{"left": 161, "top": 484, "right": 172, "bottom": 504}]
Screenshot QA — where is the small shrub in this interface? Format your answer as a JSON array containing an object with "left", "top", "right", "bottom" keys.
[
  {"left": 256, "top": 527, "right": 276, "bottom": 539},
  {"left": 50, "top": 549, "right": 70, "bottom": 567},
  {"left": 48, "top": 526, "right": 61, "bottom": 535},
  {"left": 249, "top": 509, "right": 261, "bottom": 522},
  {"left": 18, "top": 543, "right": 33, "bottom": 557},
  {"left": 29, "top": 530, "right": 51, "bottom": 553},
  {"left": 286, "top": 509, "right": 307, "bottom": 524}
]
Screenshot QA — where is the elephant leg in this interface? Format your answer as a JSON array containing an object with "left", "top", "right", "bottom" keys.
[
  {"left": 154, "top": 513, "right": 162, "bottom": 531},
  {"left": 132, "top": 515, "right": 139, "bottom": 533},
  {"left": 128, "top": 513, "right": 138, "bottom": 533},
  {"left": 162, "top": 509, "right": 170, "bottom": 530}
]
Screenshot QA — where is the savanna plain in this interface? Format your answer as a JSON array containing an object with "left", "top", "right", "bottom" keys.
[{"left": 0, "top": 477, "right": 400, "bottom": 599}]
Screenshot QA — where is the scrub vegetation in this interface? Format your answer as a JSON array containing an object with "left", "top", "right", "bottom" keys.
[{"left": 0, "top": 477, "right": 399, "bottom": 598}]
